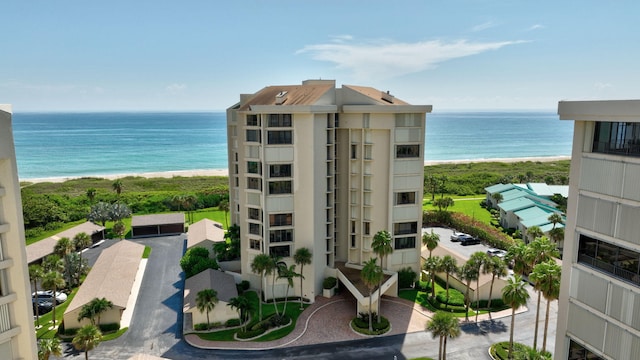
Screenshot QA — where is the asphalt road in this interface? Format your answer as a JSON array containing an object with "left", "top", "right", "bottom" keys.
[{"left": 52, "top": 232, "right": 557, "bottom": 360}]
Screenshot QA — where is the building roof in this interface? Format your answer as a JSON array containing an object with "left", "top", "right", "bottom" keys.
[
  {"left": 343, "top": 85, "right": 410, "bottom": 105},
  {"left": 526, "top": 183, "right": 556, "bottom": 197},
  {"left": 548, "top": 185, "right": 569, "bottom": 197},
  {"left": 187, "top": 219, "right": 225, "bottom": 249},
  {"left": 485, "top": 183, "right": 518, "bottom": 194},
  {"left": 238, "top": 83, "right": 334, "bottom": 111},
  {"left": 26, "top": 221, "right": 105, "bottom": 263},
  {"left": 183, "top": 269, "right": 238, "bottom": 312},
  {"left": 131, "top": 213, "right": 185, "bottom": 227},
  {"left": 499, "top": 197, "right": 538, "bottom": 212},
  {"left": 65, "top": 240, "right": 144, "bottom": 315}
]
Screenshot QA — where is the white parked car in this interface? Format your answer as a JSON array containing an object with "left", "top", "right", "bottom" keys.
[
  {"left": 486, "top": 248, "right": 507, "bottom": 258},
  {"left": 450, "top": 231, "right": 470, "bottom": 242},
  {"left": 32, "top": 290, "right": 67, "bottom": 304}
]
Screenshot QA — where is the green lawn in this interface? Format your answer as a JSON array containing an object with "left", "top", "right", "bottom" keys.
[
  {"left": 423, "top": 196, "right": 493, "bottom": 225},
  {"left": 189, "top": 208, "right": 229, "bottom": 228}
]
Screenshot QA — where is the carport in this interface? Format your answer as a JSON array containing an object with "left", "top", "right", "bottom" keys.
[{"left": 131, "top": 213, "right": 185, "bottom": 238}]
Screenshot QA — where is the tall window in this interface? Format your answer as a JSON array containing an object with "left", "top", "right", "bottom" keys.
[
  {"left": 269, "top": 164, "right": 292, "bottom": 178},
  {"left": 578, "top": 234, "right": 640, "bottom": 285},
  {"left": 268, "top": 180, "right": 292, "bottom": 195},
  {"left": 268, "top": 114, "right": 292, "bottom": 127},
  {"left": 270, "top": 229, "right": 293, "bottom": 243},
  {"left": 363, "top": 222, "right": 370, "bottom": 235},
  {"left": 396, "top": 144, "right": 420, "bottom": 158},
  {"left": 269, "top": 213, "right": 292, "bottom": 227},
  {"left": 247, "top": 161, "right": 261, "bottom": 174},
  {"left": 351, "top": 144, "right": 357, "bottom": 159},
  {"left": 394, "top": 222, "right": 418, "bottom": 235},
  {"left": 246, "top": 129, "right": 261, "bottom": 143},
  {"left": 592, "top": 121, "right": 640, "bottom": 157},
  {"left": 249, "top": 223, "right": 261, "bottom": 235},
  {"left": 267, "top": 131, "right": 293, "bottom": 145},
  {"left": 395, "top": 192, "right": 416, "bottom": 205},
  {"left": 270, "top": 245, "right": 290, "bottom": 257},
  {"left": 394, "top": 236, "right": 416, "bottom": 250},
  {"left": 248, "top": 208, "right": 261, "bottom": 221}
]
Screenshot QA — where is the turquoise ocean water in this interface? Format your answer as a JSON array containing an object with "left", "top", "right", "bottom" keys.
[{"left": 11, "top": 111, "right": 573, "bottom": 180}]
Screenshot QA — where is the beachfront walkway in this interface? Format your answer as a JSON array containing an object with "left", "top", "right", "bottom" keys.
[{"left": 185, "top": 293, "right": 525, "bottom": 350}]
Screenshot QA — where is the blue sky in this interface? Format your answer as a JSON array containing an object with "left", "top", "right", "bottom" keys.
[{"left": 1, "top": 1, "right": 638, "bottom": 112}]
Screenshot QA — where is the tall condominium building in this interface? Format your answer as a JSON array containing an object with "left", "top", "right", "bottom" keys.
[
  {"left": 226, "top": 80, "right": 431, "bottom": 305},
  {"left": 555, "top": 100, "right": 640, "bottom": 359},
  {"left": 0, "top": 105, "right": 38, "bottom": 359}
]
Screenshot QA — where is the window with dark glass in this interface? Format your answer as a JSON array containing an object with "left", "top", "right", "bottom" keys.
[
  {"left": 250, "top": 239, "right": 261, "bottom": 250},
  {"left": 363, "top": 222, "right": 370, "bottom": 235},
  {"left": 578, "top": 234, "right": 640, "bottom": 285},
  {"left": 247, "top": 161, "right": 261, "bottom": 174},
  {"left": 270, "top": 245, "right": 290, "bottom": 257},
  {"left": 246, "top": 129, "right": 261, "bottom": 143},
  {"left": 269, "top": 213, "right": 292, "bottom": 227},
  {"left": 268, "top": 180, "right": 292, "bottom": 195},
  {"left": 248, "top": 208, "right": 261, "bottom": 221},
  {"left": 249, "top": 223, "right": 261, "bottom": 235},
  {"left": 269, "top": 164, "right": 292, "bottom": 178},
  {"left": 247, "top": 177, "right": 261, "bottom": 191},
  {"left": 592, "top": 121, "right": 640, "bottom": 156},
  {"left": 267, "top": 130, "right": 292, "bottom": 144},
  {"left": 246, "top": 114, "right": 259, "bottom": 126},
  {"left": 268, "top": 114, "right": 292, "bottom": 127},
  {"left": 351, "top": 144, "right": 357, "bottom": 159},
  {"left": 396, "top": 144, "right": 420, "bottom": 158},
  {"left": 395, "top": 236, "right": 416, "bottom": 250},
  {"left": 270, "top": 229, "right": 293, "bottom": 243},
  {"left": 568, "top": 339, "right": 605, "bottom": 360},
  {"left": 394, "top": 222, "right": 418, "bottom": 235},
  {"left": 396, "top": 192, "right": 416, "bottom": 205}
]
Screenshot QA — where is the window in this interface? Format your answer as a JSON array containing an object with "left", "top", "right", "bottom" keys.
[
  {"left": 351, "top": 144, "right": 357, "bottom": 159},
  {"left": 569, "top": 339, "right": 605, "bottom": 360},
  {"left": 351, "top": 234, "right": 356, "bottom": 247},
  {"left": 270, "top": 245, "right": 290, "bottom": 257},
  {"left": 269, "top": 213, "right": 292, "bottom": 227},
  {"left": 268, "top": 180, "right": 292, "bottom": 195},
  {"left": 246, "top": 114, "right": 259, "bottom": 126},
  {"left": 395, "top": 236, "right": 416, "bottom": 250},
  {"left": 578, "top": 234, "right": 640, "bottom": 285},
  {"left": 363, "top": 222, "right": 370, "bottom": 235},
  {"left": 592, "top": 121, "right": 640, "bottom": 157},
  {"left": 270, "top": 229, "right": 293, "bottom": 243},
  {"left": 394, "top": 222, "right": 418, "bottom": 235},
  {"left": 247, "top": 161, "right": 261, "bottom": 174},
  {"left": 234, "top": 177, "right": 239, "bottom": 187},
  {"left": 396, "top": 144, "right": 420, "bottom": 158},
  {"left": 247, "top": 177, "right": 262, "bottom": 191},
  {"left": 246, "top": 129, "right": 261, "bottom": 143},
  {"left": 268, "top": 114, "right": 292, "bottom": 127},
  {"left": 267, "top": 131, "right": 292, "bottom": 144},
  {"left": 395, "top": 192, "right": 416, "bottom": 205},
  {"left": 249, "top": 223, "right": 261, "bottom": 235},
  {"left": 248, "top": 208, "right": 261, "bottom": 221},
  {"left": 250, "top": 239, "right": 261, "bottom": 250},
  {"left": 269, "top": 164, "right": 292, "bottom": 178}
]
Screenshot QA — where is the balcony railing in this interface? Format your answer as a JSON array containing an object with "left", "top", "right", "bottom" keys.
[
  {"left": 592, "top": 140, "right": 640, "bottom": 157},
  {"left": 578, "top": 254, "right": 640, "bottom": 285},
  {"left": 0, "top": 303, "right": 10, "bottom": 333}
]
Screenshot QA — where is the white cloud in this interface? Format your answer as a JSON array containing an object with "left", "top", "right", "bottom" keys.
[
  {"left": 297, "top": 37, "right": 527, "bottom": 80},
  {"left": 527, "top": 24, "right": 544, "bottom": 31},
  {"left": 330, "top": 35, "right": 353, "bottom": 43},
  {"left": 471, "top": 21, "right": 496, "bottom": 32},
  {"left": 165, "top": 83, "right": 187, "bottom": 94},
  {"left": 594, "top": 82, "right": 613, "bottom": 90}
]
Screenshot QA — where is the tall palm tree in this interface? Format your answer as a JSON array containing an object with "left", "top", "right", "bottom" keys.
[
  {"left": 112, "top": 179, "right": 123, "bottom": 199},
  {"left": 526, "top": 226, "right": 544, "bottom": 244},
  {"left": 250, "top": 253, "right": 272, "bottom": 321},
  {"left": 277, "top": 264, "right": 300, "bottom": 316},
  {"left": 423, "top": 256, "right": 441, "bottom": 300},
  {"left": 458, "top": 262, "right": 477, "bottom": 322},
  {"left": 422, "top": 230, "right": 440, "bottom": 258},
  {"left": 439, "top": 174, "right": 448, "bottom": 198},
  {"left": 548, "top": 227, "right": 564, "bottom": 244},
  {"left": 426, "top": 311, "right": 461, "bottom": 360},
  {"left": 293, "top": 247, "right": 312, "bottom": 310},
  {"left": 73, "top": 232, "right": 92, "bottom": 259},
  {"left": 526, "top": 236, "right": 559, "bottom": 350},
  {"left": 361, "top": 258, "right": 383, "bottom": 332},
  {"left": 547, "top": 213, "right": 563, "bottom": 229},
  {"left": 72, "top": 324, "right": 102, "bottom": 360},
  {"left": 506, "top": 242, "right": 529, "bottom": 276},
  {"left": 439, "top": 255, "right": 458, "bottom": 308},
  {"left": 91, "top": 297, "right": 113, "bottom": 326},
  {"left": 468, "top": 252, "right": 488, "bottom": 323},
  {"left": 270, "top": 256, "right": 284, "bottom": 317},
  {"left": 41, "top": 270, "right": 65, "bottom": 328},
  {"left": 227, "top": 294, "right": 254, "bottom": 332},
  {"left": 38, "top": 337, "right": 62, "bottom": 360},
  {"left": 54, "top": 237, "right": 75, "bottom": 285},
  {"left": 426, "top": 174, "right": 438, "bottom": 201},
  {"left": 530, "top": 261, "right": 561, "bottom": 353},
  {"left": 484, "top": 256, "right": 508, "bottom": 311},
  {"left": 196, "top": 289, "right": 219, "bottom": 329},
  {"left": 372, "top": 230, "right": 393, "bottom": 323},
  {"left": 29, "top": 264, "right": 44, "bottom": 324},
  {"left": 183, "top": 194, "right": 198, "bottom": 223},
  {"left": 218, "top": 199, "right": 230, "bottom": 228},
  {"left": 502, "top": 275, "right": 530, "bottom": 359},
  {"left": 86, "top": 188, "right": 97, "bottom": 203}
]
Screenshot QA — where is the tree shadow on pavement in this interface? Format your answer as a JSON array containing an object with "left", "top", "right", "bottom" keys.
[{"left": 460, "top": 319, "right": 508, "bottom": 336}]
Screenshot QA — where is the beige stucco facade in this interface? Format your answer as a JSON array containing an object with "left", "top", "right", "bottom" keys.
[
  {"left": 0, "top": 105, "right": 38, "bottom": 359},
  {"left": 227, "top": 80, "right": 431, "bottom": 304},
  {"left": 555, "top": 100, "right": 640, "bottom": 359}
]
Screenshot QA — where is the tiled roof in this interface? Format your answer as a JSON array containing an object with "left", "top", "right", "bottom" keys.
[
  {"left": 187, "top": 219, "right": 225, "bottom": 249},
  {"left": 238, "top": 83, "right": 334, "bottom": 111},
  {"left": 26, "top": 221, "right": 105, "bottom": 263},
  {"left": 183, "top": 269, "right": 238, "bottom": 312},
  {"left": 131, "top": 213, "right": 185, "bottom": 227}
]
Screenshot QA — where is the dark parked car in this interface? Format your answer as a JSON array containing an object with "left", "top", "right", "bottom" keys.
[
  {"left": 459, "top": 235, "right": 481, "bottom": 246},
  {"left": 32, "top": 298, "right": 54, "bottom": 314}
]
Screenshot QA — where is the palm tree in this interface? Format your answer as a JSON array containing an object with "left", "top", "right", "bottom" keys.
[
  {"left": 112, "top": 179, "right": 123, "bottom": 199},
  {"left": 433, "top": 197, "right": 454, "bottom": 211},
  {"left": 269, "top": 256, "right": 283, "bottom": 317},
  {"left": 422, "top": 230, "right": 440, "bottom": 258},
  {"left": 29, "top": 264, "right": 44, "bottom": 324},
  {"left": 361, "top": 258, "right": 383, "bottom": 332},
  {"left": 87, "top": 201, "right": 111, "bottom": 227},
  {"left": 196, "top": 289, "right": 219, "bottom": 329},
  {"left": 548, "top": 213, "right": 563, "bottom": 229},
  {"left": 293, "top": 247, "right": 312, "bottom": 310},
  {"left": 526, "top": 237, "right": 559, "bottom": 350},
  {"left": 458, "top": 262, "right": 477, "bottom": 322},
  {"left": 530, "top": 261, "right": 561, "bottom": 353},
  {"left": 426, "top": 311, "right": 461, "bottom": 360},
  {"left": 439, "top": 174, "right": 448, "bottom": 198},
  {"left": 526, "top": 226, "right": 544, "bottom": 244},
  {"left": 422, "top": 256, "right": 441, "bottom": 300},
  {"left": 109, "top": 202, "right": 131, "bottom": 222},
  {"left": 54, "top": 237, "right": 75, "bottom": 285},
  {"left": 426, "top": 174, "right": 438, "bottom": 201},
  {"left": 277, "top": 264, "right": 300, "bottom": 316},
  {"left": 372, "top": 230, "right": 393, "bottom": 323},
  {"left": 41, "top": 270, "right": 65, "bottom": 328},
  {"left": 502, "top": 275, "right": 531, "bottom": 359},
  {"left": 91, "top": 297, "right": 113, "bottom": 326},
  {"left": 548, "top": 227, "right": 564, "bottom": 244},
  {"left": 72, "top": 324, "right": 102, "bottom": 360},
  {"left": 73, "top": 232, "right": 92, "bottom": 260},
  {"left": 439, "top": 255, "right": 458, "bottom": 308},
  {"left": 183, "top": 194, "right": 198, "bottom": 223},
  {"left": 250, "top": 253, "right": 272, "bottom": 321},
  {"left": 218, "top": 199, "right": 230, "bottom": 228},
  {"left": 227, "top": 294, "right": 254, "bottom": 331},
  {"left": 484, "top": 256, "right": 508, "bottom": 311},
  {"left": 38, "top": 337, "right": 62, "bottom": 360},
  {"left": 506, "top": 242, "right": 529, "bottom": 276},
  {"left": 468, "top": 252, "right": 488, "bottom": 323},
  {"left": 492, "top": 192, "right": 504, "bottom": 206},
  {"left": 86, "top": 188, "right": 97, "bottom": 203}
]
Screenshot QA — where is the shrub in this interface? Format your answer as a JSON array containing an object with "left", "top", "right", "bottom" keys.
[
  {"left": 351, "top": 315, "right": 390, "bottom": 335},
  {"left": 398, "top": 267, "right": 417, "bottom": 289},
  {"left": 240, "top": 280, "right": 250, "bottom": 291},
  {"left": 435, "top": 289, "right": 465, "bottom": 307},
  {"left": 323, "top": 276, "right": 337, "bottom": 289},
  {"left": 194, "top": 323, "right": 209, "bottom": 331},
  {"left": 236, "top": 327, "right": 266, "bottom": 339},
  {"left": 225, "top": 318, "right": 241, "bottom": 327},
  {"left": 99, "top": 323, "right": 120, "bottom": 333},
  {"left": 180, "top": 247, "right": 219, "bottom": 278}
]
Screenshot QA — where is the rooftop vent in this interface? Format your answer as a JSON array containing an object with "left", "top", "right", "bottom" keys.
[
  {"left": 381, "top": 90, "right": 394, "bottom": 104},
  {"left": 275, "top": 91, "right": 288, "bottom": 105}
]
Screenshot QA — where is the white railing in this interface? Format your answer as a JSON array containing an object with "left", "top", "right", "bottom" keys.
[{"left": 0, "top": 303, "right": 10, "bottom": 333}]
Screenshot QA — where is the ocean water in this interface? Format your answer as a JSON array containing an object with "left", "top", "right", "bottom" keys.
[{"left": 11, "top": 111, "right": 573, "bottom": 179}]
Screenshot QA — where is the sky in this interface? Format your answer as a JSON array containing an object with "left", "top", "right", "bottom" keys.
[{"left": 1, "top": 0, "right": 638, "bottom": 112}]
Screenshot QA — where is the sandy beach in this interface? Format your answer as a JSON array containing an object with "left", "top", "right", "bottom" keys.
[{"left": 21, "top": 156, "right": 570, "bottom": 184}]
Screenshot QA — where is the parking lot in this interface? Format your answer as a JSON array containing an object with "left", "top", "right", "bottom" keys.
[{"left": 422, "top": 226, "right": 502, "bottom": 260}]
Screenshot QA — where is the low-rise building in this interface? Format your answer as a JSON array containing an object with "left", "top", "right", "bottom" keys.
[{"left": 183, "top": 269, "right": 239, "bottom": 328}]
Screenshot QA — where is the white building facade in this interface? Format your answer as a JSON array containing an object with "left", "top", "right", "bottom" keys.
[
  {"left": 0, "top": 105, "right": 38, "bottom": 359},
  {"left": 555, "top": 100, "right": 640, "bottom": 359},
  {"left": 226, "top": 80, "right": 431, "bottom": 303}
]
